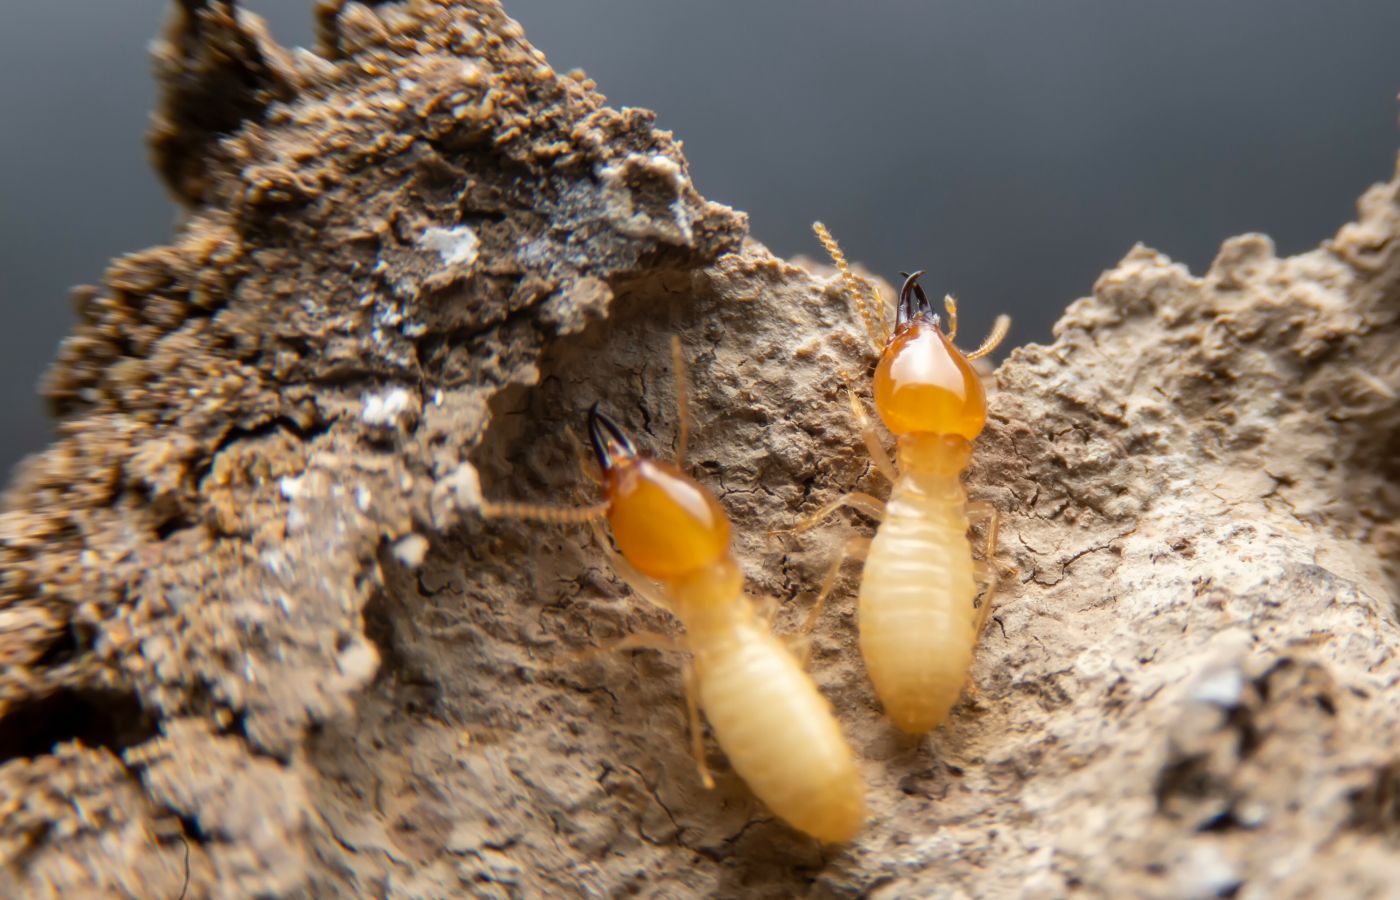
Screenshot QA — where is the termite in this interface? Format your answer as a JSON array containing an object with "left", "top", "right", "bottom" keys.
[
  {"left": 796, "top": 223, "right": 1011, "bottom": 734},
  {"left": 474, "top": 338, "right": 865, "bottom": 843}
]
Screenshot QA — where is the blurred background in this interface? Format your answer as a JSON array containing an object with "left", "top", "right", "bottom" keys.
[{"left": 1, "top": 1, "right": 1397, "bottom": 479}]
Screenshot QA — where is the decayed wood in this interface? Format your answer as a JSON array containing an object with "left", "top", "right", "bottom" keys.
[{"left": 1, "top": 1, "right": 1396, "bottom": 896}]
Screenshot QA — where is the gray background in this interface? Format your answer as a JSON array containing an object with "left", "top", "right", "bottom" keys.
[{"left": 2, "top": 1, "right": 1397, "bottom": 480}]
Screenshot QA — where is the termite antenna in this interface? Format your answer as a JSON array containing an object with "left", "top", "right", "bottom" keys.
[
  {"left": 813, "top": 222, "right": 888, "bottom": 351},
  {"left": 471, "top": 450, "right": 610, "bottom": 523},
  {"left": 588, "top": 404, "right": 638, "bottom": 473},
  {"left": 478, "top": 498, "right": 611, "bottom": 524},
  {"left": 966, "top": 314, "right": 1012, "bottom": 361}
]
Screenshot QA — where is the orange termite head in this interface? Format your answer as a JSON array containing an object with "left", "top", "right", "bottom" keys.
[
  {"left": 872, "top": 271, "right": 987, "bottom": 440},
  {"left": 588, "top": 405, "right": 731, "bottom": 581}
]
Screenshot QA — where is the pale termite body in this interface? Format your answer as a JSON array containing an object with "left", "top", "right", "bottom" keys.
[
  {"left": 802, "top": 224, "right": 1010, "bottom": 733},
  {"left": 479, "top": 340, "right": 866, "bottom": 840}
]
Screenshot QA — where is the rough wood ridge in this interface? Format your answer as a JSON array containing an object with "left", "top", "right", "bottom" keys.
[{"left": 0, "top": 1, "right": 1395, "bottom": 896}]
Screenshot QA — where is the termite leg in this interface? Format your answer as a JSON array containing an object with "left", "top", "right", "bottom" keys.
[
  {"left": 971, "top": 560, "right": 1001, "bottom": 639},
  {"left": 967, "top": 502, "right": 1002, "bottom": 637},
  {"left": 785, "top": 632, "right": 815, "bottom": 669},
  {"left": 564, "top": 630, "right": 712, "bottom": 789},
  {"left": 683, "top": 661, "right": 715, "bottom": 789},
  {"left": 774, "top": 491, "right": 886, "bottom": 537},
  {"left": 670, "top": 336, "right": 690, "bottom": 470},
  {"left": 588, "top": 518, "right": 675, "bottom": 614},
  {"left": 751, "top": 594, "right": 782, "bottom": 628},
  {"left": 801, "top": 535, "right": 872, "bottom": 637},
  {"left": 841, "top": 372, "right": 897, "bottom": 483},
  {"left": 967, "top": 501, "right": 1001, "bottom": 560},
  {"left": 750, "top": 595, "right": 816, "bottom": 663},
  {"left": 568, "top": 630, "right": 682, "bottom": 664},
  {"left": 748, "top": 599, "right": 821, "bottom": 666}
]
